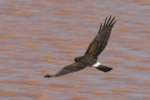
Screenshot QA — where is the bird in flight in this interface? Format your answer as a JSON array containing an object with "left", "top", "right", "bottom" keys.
[{"left": 44, "top": 16, "right": 117, "bottom": 78}]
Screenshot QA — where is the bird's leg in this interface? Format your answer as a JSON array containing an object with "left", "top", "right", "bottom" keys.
[{"left": 92, "top": 62, "right": 112, "bottom": 72}]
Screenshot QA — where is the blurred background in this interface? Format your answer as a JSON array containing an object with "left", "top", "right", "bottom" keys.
[{"left": 0, "top": 0, "right": 149, "bottom": 100}]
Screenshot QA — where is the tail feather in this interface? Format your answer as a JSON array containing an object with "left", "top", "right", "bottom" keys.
[{"left": 96, "top": 65, "right": 112, "bottom": 72}]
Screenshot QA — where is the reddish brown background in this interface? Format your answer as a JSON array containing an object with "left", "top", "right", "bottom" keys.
[{"left": 0, "top": 0, "right": 149, "bottom": 100}]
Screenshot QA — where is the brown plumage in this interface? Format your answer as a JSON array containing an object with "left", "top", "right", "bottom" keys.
[
  {"left": 84, "top": 16, "right": 116, "bottom": 57},
  {"left": 44, "top": 16, "right": 117, "bottom": 78}
]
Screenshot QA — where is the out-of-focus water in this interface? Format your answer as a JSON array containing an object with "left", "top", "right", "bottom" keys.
[{"left": 0, "top": 0, "right": 149, "bottom": 100}]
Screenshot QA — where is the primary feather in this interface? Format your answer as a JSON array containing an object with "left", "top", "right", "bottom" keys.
[{"left": 84, "top": 16, "right": 116, "bottom": 58}]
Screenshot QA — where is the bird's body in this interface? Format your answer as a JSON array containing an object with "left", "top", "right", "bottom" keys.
[
  {"left": 75, "top": 54, "right": 97, "bottom": 66},
  {"left": 44, "top": 16, "right": 117, "bottom": 78}
]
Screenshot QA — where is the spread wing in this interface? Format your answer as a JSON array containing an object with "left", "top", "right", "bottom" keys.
[
  {"left": 52, "top": 62, "right": 86, "bottom": 77},
  {"left": 84, "top": 16, "right": 116, "bottom": 58}
]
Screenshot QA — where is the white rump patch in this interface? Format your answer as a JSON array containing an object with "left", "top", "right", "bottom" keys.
[{"left": 93, "top": 62, "right": 102, "bottom": 68}]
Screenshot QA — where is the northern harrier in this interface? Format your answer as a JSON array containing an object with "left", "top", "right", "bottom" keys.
[{"left": 44, "top": 16, "right": 117, "bottom": 78}]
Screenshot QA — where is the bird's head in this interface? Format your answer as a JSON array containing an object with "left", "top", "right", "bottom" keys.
[{"left": 74, "top": 56, "right": 83, "bottom": 62}]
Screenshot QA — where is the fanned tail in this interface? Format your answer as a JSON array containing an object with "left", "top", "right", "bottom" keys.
[{"left": 96, "top": 65, "right": 112, "bottom": 72}]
